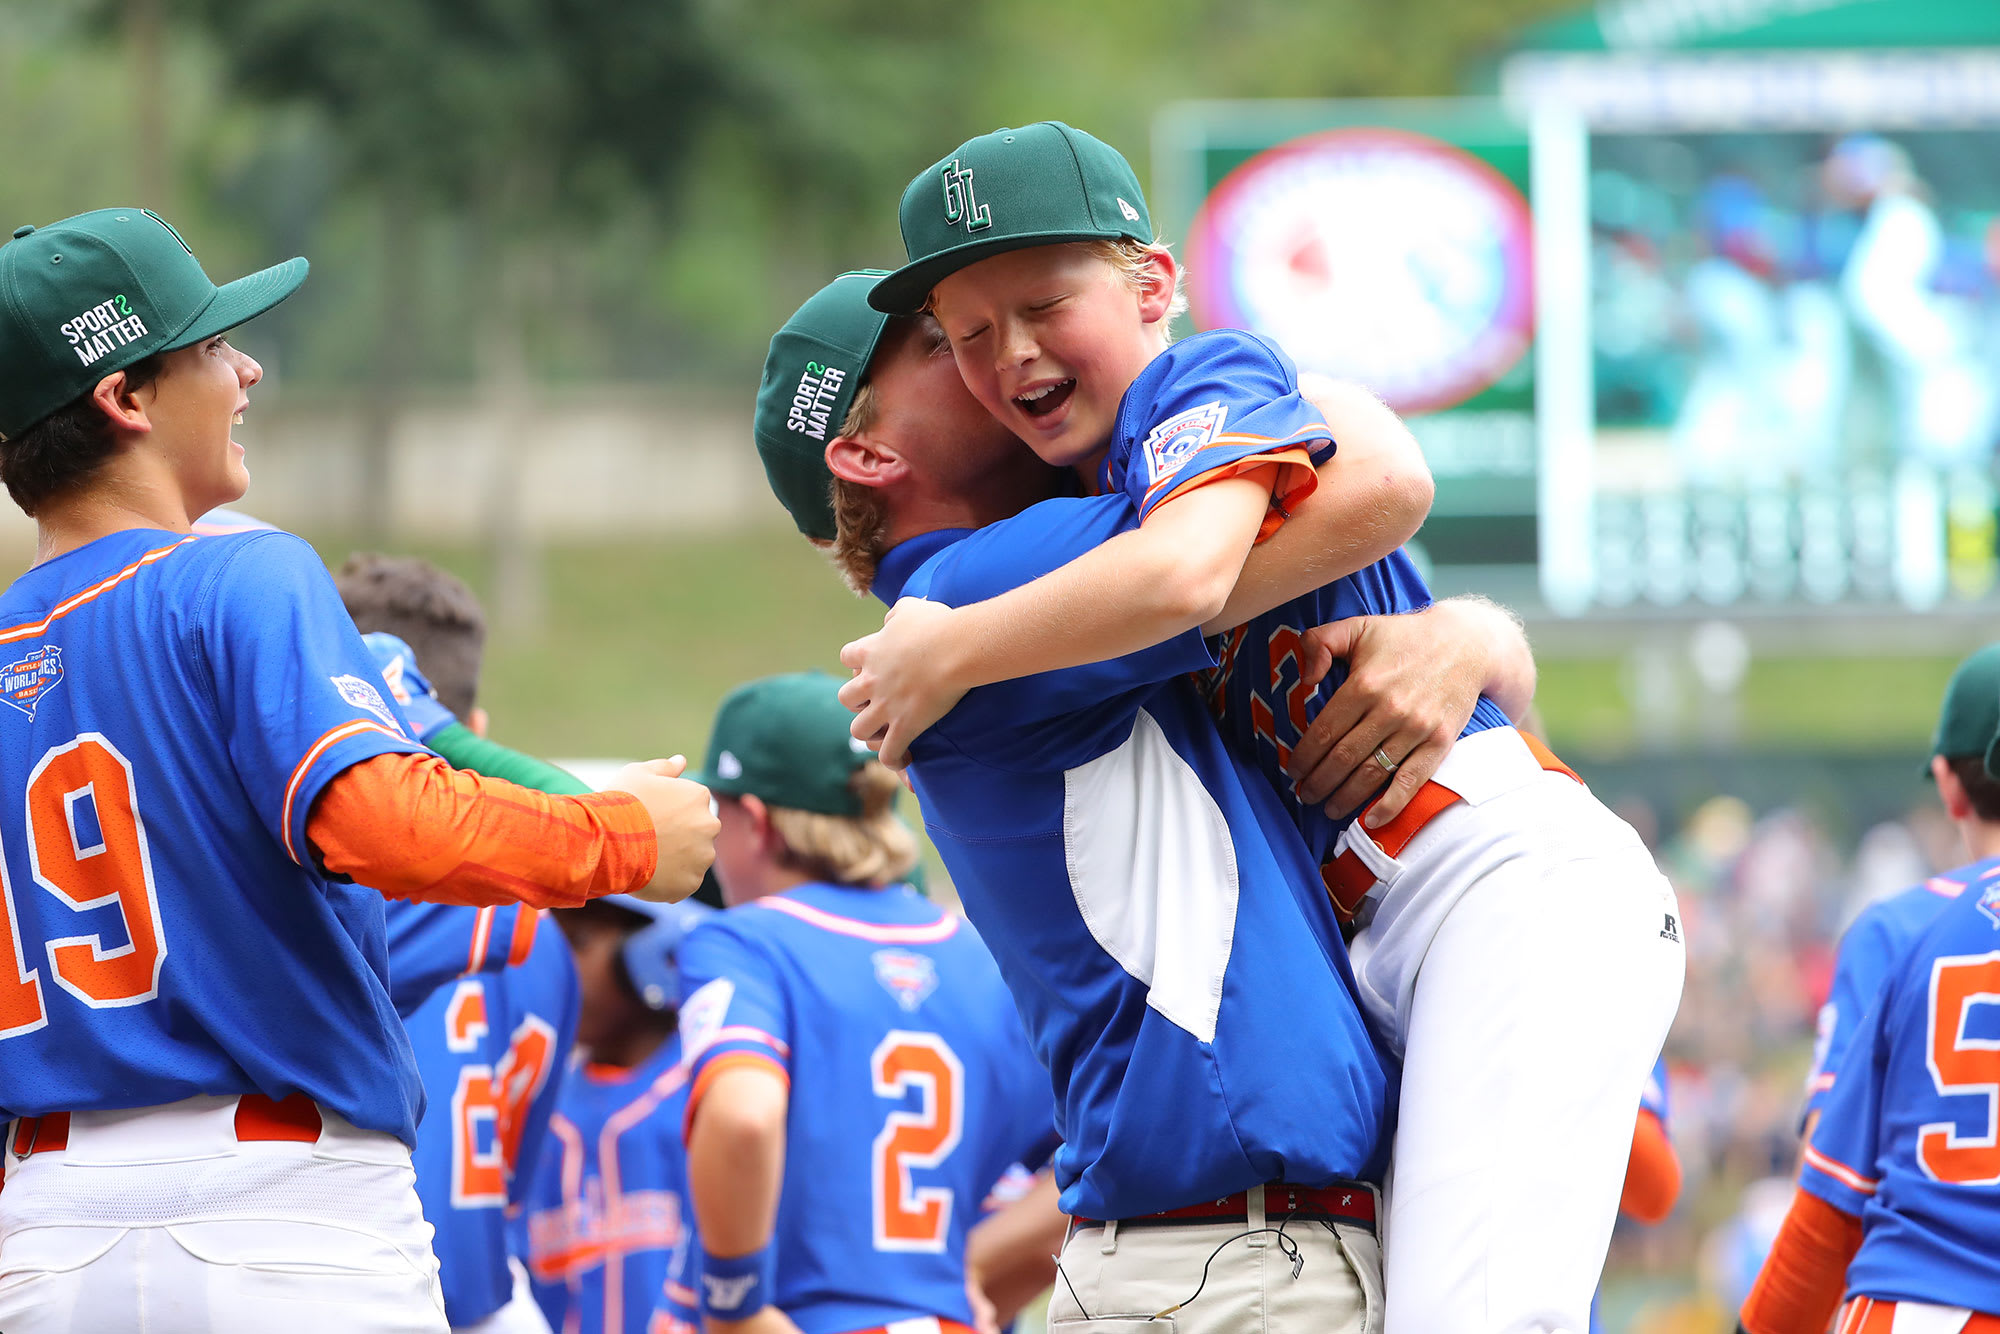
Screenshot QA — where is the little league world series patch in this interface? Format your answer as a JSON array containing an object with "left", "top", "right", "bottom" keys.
[
  {"left": 1142, "top": 401, "right": 1227, "bottom": 486},
  {"left": 1, "top": 645, "right": 63, "bottom": 720}
]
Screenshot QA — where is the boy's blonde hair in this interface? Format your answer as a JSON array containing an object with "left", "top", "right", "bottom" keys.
[
  {"left": 1081, "top": 238, "right": 1189, "bottom": 325},
  {"left": 766, "top": 761, "right": 920, "bottom": 888}
]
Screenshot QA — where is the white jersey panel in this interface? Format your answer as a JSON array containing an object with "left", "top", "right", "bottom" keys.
[{"left": 1062, "top": 709, "right": 1238, "bottom": 1044}]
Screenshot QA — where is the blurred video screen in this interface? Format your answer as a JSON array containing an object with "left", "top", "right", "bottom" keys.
[{"left": 1584, "top": 129, "right": 2000, "bottom": 610}]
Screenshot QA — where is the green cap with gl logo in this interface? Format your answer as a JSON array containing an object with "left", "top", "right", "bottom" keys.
[
  {"left": 869, "top": 122, "right": 1153, "bottom": 316},
  {"left": 0, "top": 208, "right": 307, "bottom": 438}
]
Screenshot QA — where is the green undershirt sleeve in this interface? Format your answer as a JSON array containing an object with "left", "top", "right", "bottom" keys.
[{"left": 427, "top": 720, "right": 595, "bottom": 796}]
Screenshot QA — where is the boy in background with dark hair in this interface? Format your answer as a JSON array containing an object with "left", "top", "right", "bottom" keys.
[{"left": 340, "top": 553, "right": 594, "bottom": 1334}]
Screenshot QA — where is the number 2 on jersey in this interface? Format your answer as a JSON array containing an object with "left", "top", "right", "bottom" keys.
[
  {"left": 1919, "top": 951, "right": 2000, "bottom": 1186},
  {"left": 871, "top": 1031, "right": 964, "bottom": 1253},
  {"left": 0, "top": 734, "right": 168, "bottom": 1038}
]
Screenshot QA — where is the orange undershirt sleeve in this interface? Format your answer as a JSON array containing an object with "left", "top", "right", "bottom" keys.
[
  {"left": 1147, "top": 449, "right": 1318, "bottom": 543},
  {"left": 307, "top": 751, "right": 657, "bottom": 908},
  {"left": 1619, "top": 1108, "right": 1683, "bottom": 1225},
  {"left": 1738, "top": 1187, "right": 1863, "bottom": 1334}
]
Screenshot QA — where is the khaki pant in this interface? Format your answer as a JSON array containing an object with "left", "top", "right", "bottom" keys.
[{"left": 1047, "top": 1187, "right": 1381, "bottom": 1334}]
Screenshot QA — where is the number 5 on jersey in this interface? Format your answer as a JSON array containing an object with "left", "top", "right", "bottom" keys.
[
  {"left": 871, "top": 1031, "right": 964, "bottom": 1253},
  {"left": 1920, "top": 951, "right": 2000, "bottom": 1186},
  {"left": 0, "top": 734, "right": 169, "bottom": 1037}
]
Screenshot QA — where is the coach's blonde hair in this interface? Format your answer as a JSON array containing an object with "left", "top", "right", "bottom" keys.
[
  {"left": 766, "top": 761, "right": 920, "bottom": 888},
  {"left": 818, "top": 316, "right": 951, "bottom": 596}
]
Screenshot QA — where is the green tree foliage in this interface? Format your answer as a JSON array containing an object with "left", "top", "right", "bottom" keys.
[{"left": 6, "top": 0, "right": 1584, "bottom": 383}]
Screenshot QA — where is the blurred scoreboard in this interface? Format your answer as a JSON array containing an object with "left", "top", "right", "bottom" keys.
[
  {"left": 1154, "top": 101, "right": 1542, "bottom": 602},
  {"left": 1159, "top": 59, "right": 2000, "bottom": 618}
]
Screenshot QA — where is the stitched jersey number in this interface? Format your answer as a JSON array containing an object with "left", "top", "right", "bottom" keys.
[
  {"left": 447, "top": 979, "right": 559, "bottom": 1208},
  {"left": 871, "top": 1030, "right": 965, "bottom": 1253},
  {"left": 0, "top": 734, "right": 168, "bottom": 1038},
  {"left": 1246, "top": 626, "right": 1318, "bottom": 771},
  {"left": 1919, "top": 951, "right": 2000, "bottom": 1185}
]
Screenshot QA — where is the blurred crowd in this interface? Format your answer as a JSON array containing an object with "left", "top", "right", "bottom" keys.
[{"left": 1595, "top": 790, "right": 1957, "bottom": 1331}]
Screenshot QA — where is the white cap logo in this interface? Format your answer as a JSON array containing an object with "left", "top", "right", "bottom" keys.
[
  {"left": 1117, "top": 197, "right": 1140, "bottom": 222},
  {"left": 717, "top": 750, "right": 743, "bottom": 779}
]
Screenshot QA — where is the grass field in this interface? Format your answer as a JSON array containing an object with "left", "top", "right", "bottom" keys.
[{"left": 280, "top": 527, "right": 1964, "bottom": 765}]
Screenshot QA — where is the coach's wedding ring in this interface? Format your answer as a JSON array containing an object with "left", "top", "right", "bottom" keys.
[{"left": 1372, "top": 747, "right": 1399, "bottom": 775}]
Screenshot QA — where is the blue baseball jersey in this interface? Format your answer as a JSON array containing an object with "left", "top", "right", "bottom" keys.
[
  {"left": 1802, "top": 866, "right": 1986, "bottom": 1128},
  {"left": 1103, "top": 330, "right": 1509, "bottom": 859},
  {"left": 874, "top": 499, "right": 1393, "bottom": 1224},
  {"left": 363, "top": 630, "right": 459, "bottom": 745},
  {"left": 1799, "top": 866, "right": 2000, "bottom": 1312},
  {"left": 0, "top": 529, "right": 431, "bottom": 1143},
  {"left": 1640, "top": 1053, "right": 1671, "bottom": 1124},
  {"left": 385, "top": 901, "right": 540, "bottom": 1017},
  {"left": 675, "top": 882, "right": 1054, "bottom": 1334},
  {"left": 523, "top": 1036, "right": 700, "bottom": 1334},
  {"left": 400, "top": 910, "right": 580, "bottom": 1326}
]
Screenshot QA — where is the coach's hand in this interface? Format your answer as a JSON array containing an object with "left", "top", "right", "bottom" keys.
[
  {"left": 1286, "top": 604, "right": 1490, "bottom": 828},
  {"left": 606, "top": 756, "right": 720, "bottom": 902},
  {"left": 839, "top": 597, "right": 964, "bottom": 769}
]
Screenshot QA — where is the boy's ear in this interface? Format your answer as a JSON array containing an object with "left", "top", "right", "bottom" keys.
[
  {"left": 826, "top": 433, "right": 912, "bottom": 488},
  {"left": 1135, "top": 247, "right": 1180, "bottom": 327},
  {"left": 90, "top": 367, "right": 155, "bottom": 435},
  {"left": 1935, "top": 754, "right": 1972, "bottom": 822}
]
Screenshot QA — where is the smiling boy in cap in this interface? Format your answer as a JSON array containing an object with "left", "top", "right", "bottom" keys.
[{"left": 0, "top": 210, "right": 716, "bottom": 1334}]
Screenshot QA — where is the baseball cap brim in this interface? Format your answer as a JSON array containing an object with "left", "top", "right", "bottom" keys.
[
  {"left": 164, "top": 256, "right": 309, "bottom": 351},
  {"left": 868, "top": 227, "right": 1130, "bottom": 315}
]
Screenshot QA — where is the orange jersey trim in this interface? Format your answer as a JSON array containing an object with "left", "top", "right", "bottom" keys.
[
  {"left": 1803, "top": 1142, "right": 1879, "bottom": 1196},
  {"left": 465, "top": 906, "right": 499, "bottom": 975},
  {"left": 0, "top": 538, "right": 194, "bottom": 646},
  {"left": 1144, "top": 445, "right": 1318, "bottom": 544},
  {"left": 683, "top": 1050, "right": 790, "bottom": 1144},
  {"left": 507, "top": 905, "right": 540, "bottom": 967},
  {"left": 281, "top": 719, "right": 411, "bottom": 865}
]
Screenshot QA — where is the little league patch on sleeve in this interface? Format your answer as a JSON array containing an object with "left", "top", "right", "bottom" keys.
[
  {"left": 0, "top": 645, "right": 63, "bottom": 720},
  {"left": 679, "top": 977, "right": 734, "bottom": 1061},
  {"left": 1143, "top": 401, "right": 1229, "bottom": 486},
  {"left": 330, "top": 673, "right": 406, "bottom": 735}
]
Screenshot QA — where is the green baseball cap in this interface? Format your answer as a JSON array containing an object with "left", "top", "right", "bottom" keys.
[
  {"left": 753, "top": 272, "right": 893, "bottom": 541},
  {"left": 690, "top": 671, "right": 885, "bottom": 818},
  {"left": 869, "top": 122, "right": 1153, "bottom": 316},
  {"left": 0, "top": 208, "right": 308, "bottom": 438},
  {"left": 1928, "top": 643, "right": 2000, "bottom": 775}
]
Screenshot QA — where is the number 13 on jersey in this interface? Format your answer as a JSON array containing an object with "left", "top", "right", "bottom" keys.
[{"left": 871, "top": 1031, "right": 964, "bottom": 1253}]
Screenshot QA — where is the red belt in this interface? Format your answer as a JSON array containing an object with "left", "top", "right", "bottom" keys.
[
  {"left": 1320, "top": 731, "right": 1581, "bottom": 922},
  {"left": 10, "top": 1093, "right": 323, "bottom": 1160},
  {"left": 1073, "top": 1180, "right": 1376, "bottom": 1234},
  {"left": 1838, "top": 1298, "right": 2000, "bottom": 1333},
  {"left": 839, "top": 1323, "right": 975, "bottom": 1334}
]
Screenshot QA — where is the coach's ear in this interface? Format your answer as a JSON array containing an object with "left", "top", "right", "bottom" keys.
[{"left": 826, "top": 433, "right": 910, "bottom": 488}]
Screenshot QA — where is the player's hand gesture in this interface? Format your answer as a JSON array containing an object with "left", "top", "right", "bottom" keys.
[
  {"left": 838, "top": 597, "right": 965, "bottom": 769},
  {"left": 604, "top": 756, "right": 719, "bottom": 902},
  {"left": 1285, "top": 604, "right": 1490, "bottom": 827}
]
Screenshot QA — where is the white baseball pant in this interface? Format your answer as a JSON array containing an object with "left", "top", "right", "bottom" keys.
[{"left": 1342, "top": 727, "right": 1685, "bottom": 1334}]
